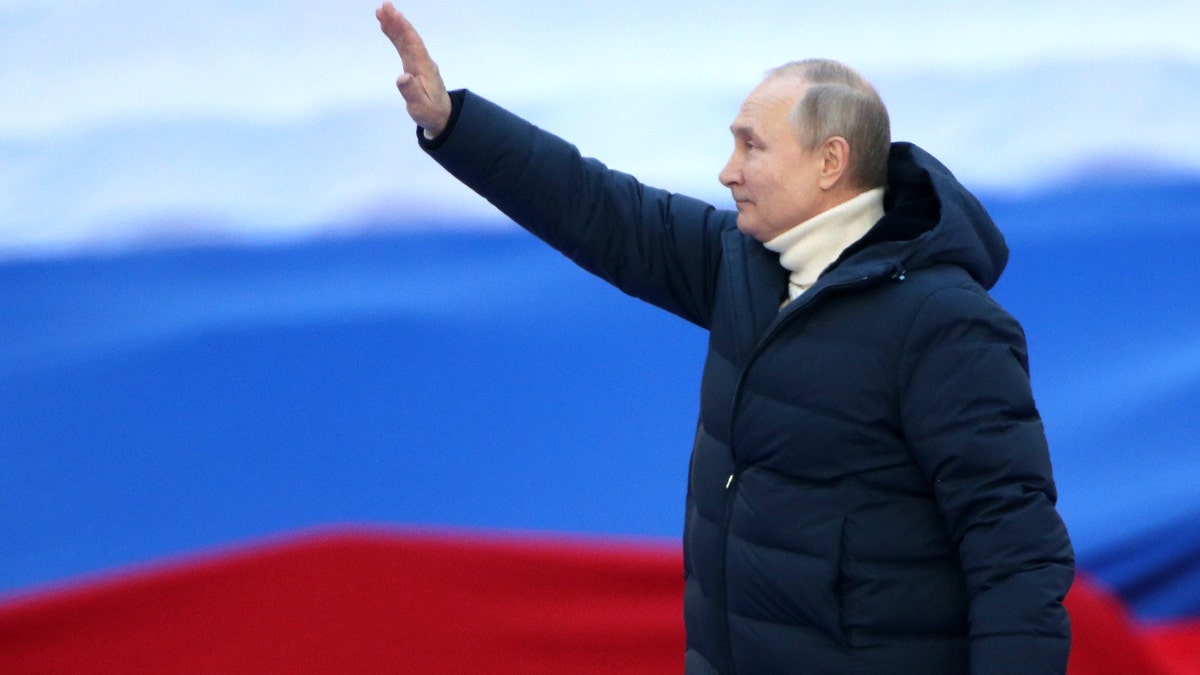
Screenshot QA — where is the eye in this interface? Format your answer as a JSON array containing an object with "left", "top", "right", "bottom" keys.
[{"left": 731, "top": 127, "right": 761, "bottom": 152}]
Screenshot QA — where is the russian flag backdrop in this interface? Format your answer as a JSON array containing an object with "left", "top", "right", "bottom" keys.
[{"left": 2, "top": 1, "right": 1199, "bottom": 672}]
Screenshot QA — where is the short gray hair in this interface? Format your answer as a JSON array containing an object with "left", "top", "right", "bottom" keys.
[{"left": 767, "top": 59, "right": 891, "bottom": 189}]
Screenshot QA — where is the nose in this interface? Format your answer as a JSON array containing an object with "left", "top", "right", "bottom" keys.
[{"left": 719, "top": 154, "right": 741, "bottom": 188}]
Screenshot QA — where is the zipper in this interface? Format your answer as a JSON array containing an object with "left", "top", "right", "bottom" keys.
[
  {"left": 716, "top": 463, "right": 742, "bottom": 674},
  {"left": 724, "top": 271, "right": 886, "bottom": 443},
  {"left": 713, "top": 268, "right": 897, "bottom": 671}
]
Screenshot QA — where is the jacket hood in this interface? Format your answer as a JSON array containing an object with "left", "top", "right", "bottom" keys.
[{"left": 839, "top": 142, "right": 1008, "bottom": 289}]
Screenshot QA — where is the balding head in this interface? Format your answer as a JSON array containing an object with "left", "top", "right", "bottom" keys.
[{"left": 767, "top": 59, "right": 891, "bottom": 190}]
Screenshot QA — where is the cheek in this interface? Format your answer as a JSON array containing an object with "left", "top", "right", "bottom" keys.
[
  {"left": 742, "top": 157, "right": 767, "bottom": 186},
  {"left": 744, "top": 160, "right": 779, "bottom": 196}
]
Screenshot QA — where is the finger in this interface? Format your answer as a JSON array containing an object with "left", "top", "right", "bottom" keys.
[
  {"left": 394, "top": 13, "right": 433, "bottom": 72},
  {"left": 396, "top": 72, "right": 432, "bottom": 103},
  {"left": 378, "top": 7, "right": 431, "bottom": 69},
  {"left": 377, "top": 4, "right": 409, "bottom": 52},
  {"left": 376, "top": 2, "right": 398, "bottom": 35}
]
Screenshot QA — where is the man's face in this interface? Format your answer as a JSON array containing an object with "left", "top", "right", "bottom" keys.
[{"left": 719, "top": 76, "right": 825, "bottom": 242}]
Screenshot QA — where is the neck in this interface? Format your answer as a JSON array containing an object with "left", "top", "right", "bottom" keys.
[{"left": 764, "top": 187, "right": 886, "bottom": 301}]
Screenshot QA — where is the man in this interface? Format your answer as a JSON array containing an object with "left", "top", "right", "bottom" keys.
[{"left": 376, "top": 4, "right": 1074, "bottom": 673}]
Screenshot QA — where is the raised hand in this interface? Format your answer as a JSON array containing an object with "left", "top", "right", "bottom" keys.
[{"left": 376, "top": 2, "right": 453, "bottom": 138}]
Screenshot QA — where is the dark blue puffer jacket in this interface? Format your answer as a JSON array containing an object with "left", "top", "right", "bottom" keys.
[{"left": 421, "top": 90, "right": 1074, "bottom": 674}]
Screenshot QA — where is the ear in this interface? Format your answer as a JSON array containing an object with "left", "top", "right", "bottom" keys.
[{"left": 818, "top": 136, "right": 850, "bottom": 190}]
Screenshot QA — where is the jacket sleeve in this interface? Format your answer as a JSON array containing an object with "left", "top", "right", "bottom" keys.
[
  {"left": 418, "top": 90, "right": 729, "bottom": 329},
  {"left": 899, "top": 285, "right": 1074, "bottom": 675}
]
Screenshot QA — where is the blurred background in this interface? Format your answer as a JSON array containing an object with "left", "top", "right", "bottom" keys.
[{"left": 2, "top": 0, "right": 1199, "bottom": 644}]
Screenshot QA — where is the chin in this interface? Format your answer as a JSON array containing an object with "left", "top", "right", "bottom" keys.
[
  {"left": 734, "top": 215, "right": 754, "bottom": 235},
  {"left": 736, "top": 219, "right": 769, "bottom": 243}
]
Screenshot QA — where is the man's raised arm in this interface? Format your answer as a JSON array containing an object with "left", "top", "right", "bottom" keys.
[
  {"left": 376, "top": 2, "right": 452, "bottom": 138},
  {"left": 372, "top": 3, "right": 727, "bottom": 328}
]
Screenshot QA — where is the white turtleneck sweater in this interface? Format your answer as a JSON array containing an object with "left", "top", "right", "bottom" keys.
[{"left": 763, "top": 187, "right": 886, "bottom": 304}]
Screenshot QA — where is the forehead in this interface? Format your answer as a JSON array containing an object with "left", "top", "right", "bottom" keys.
[{"left": 731, "top": 76, "right": 808, "bottom": 134}]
